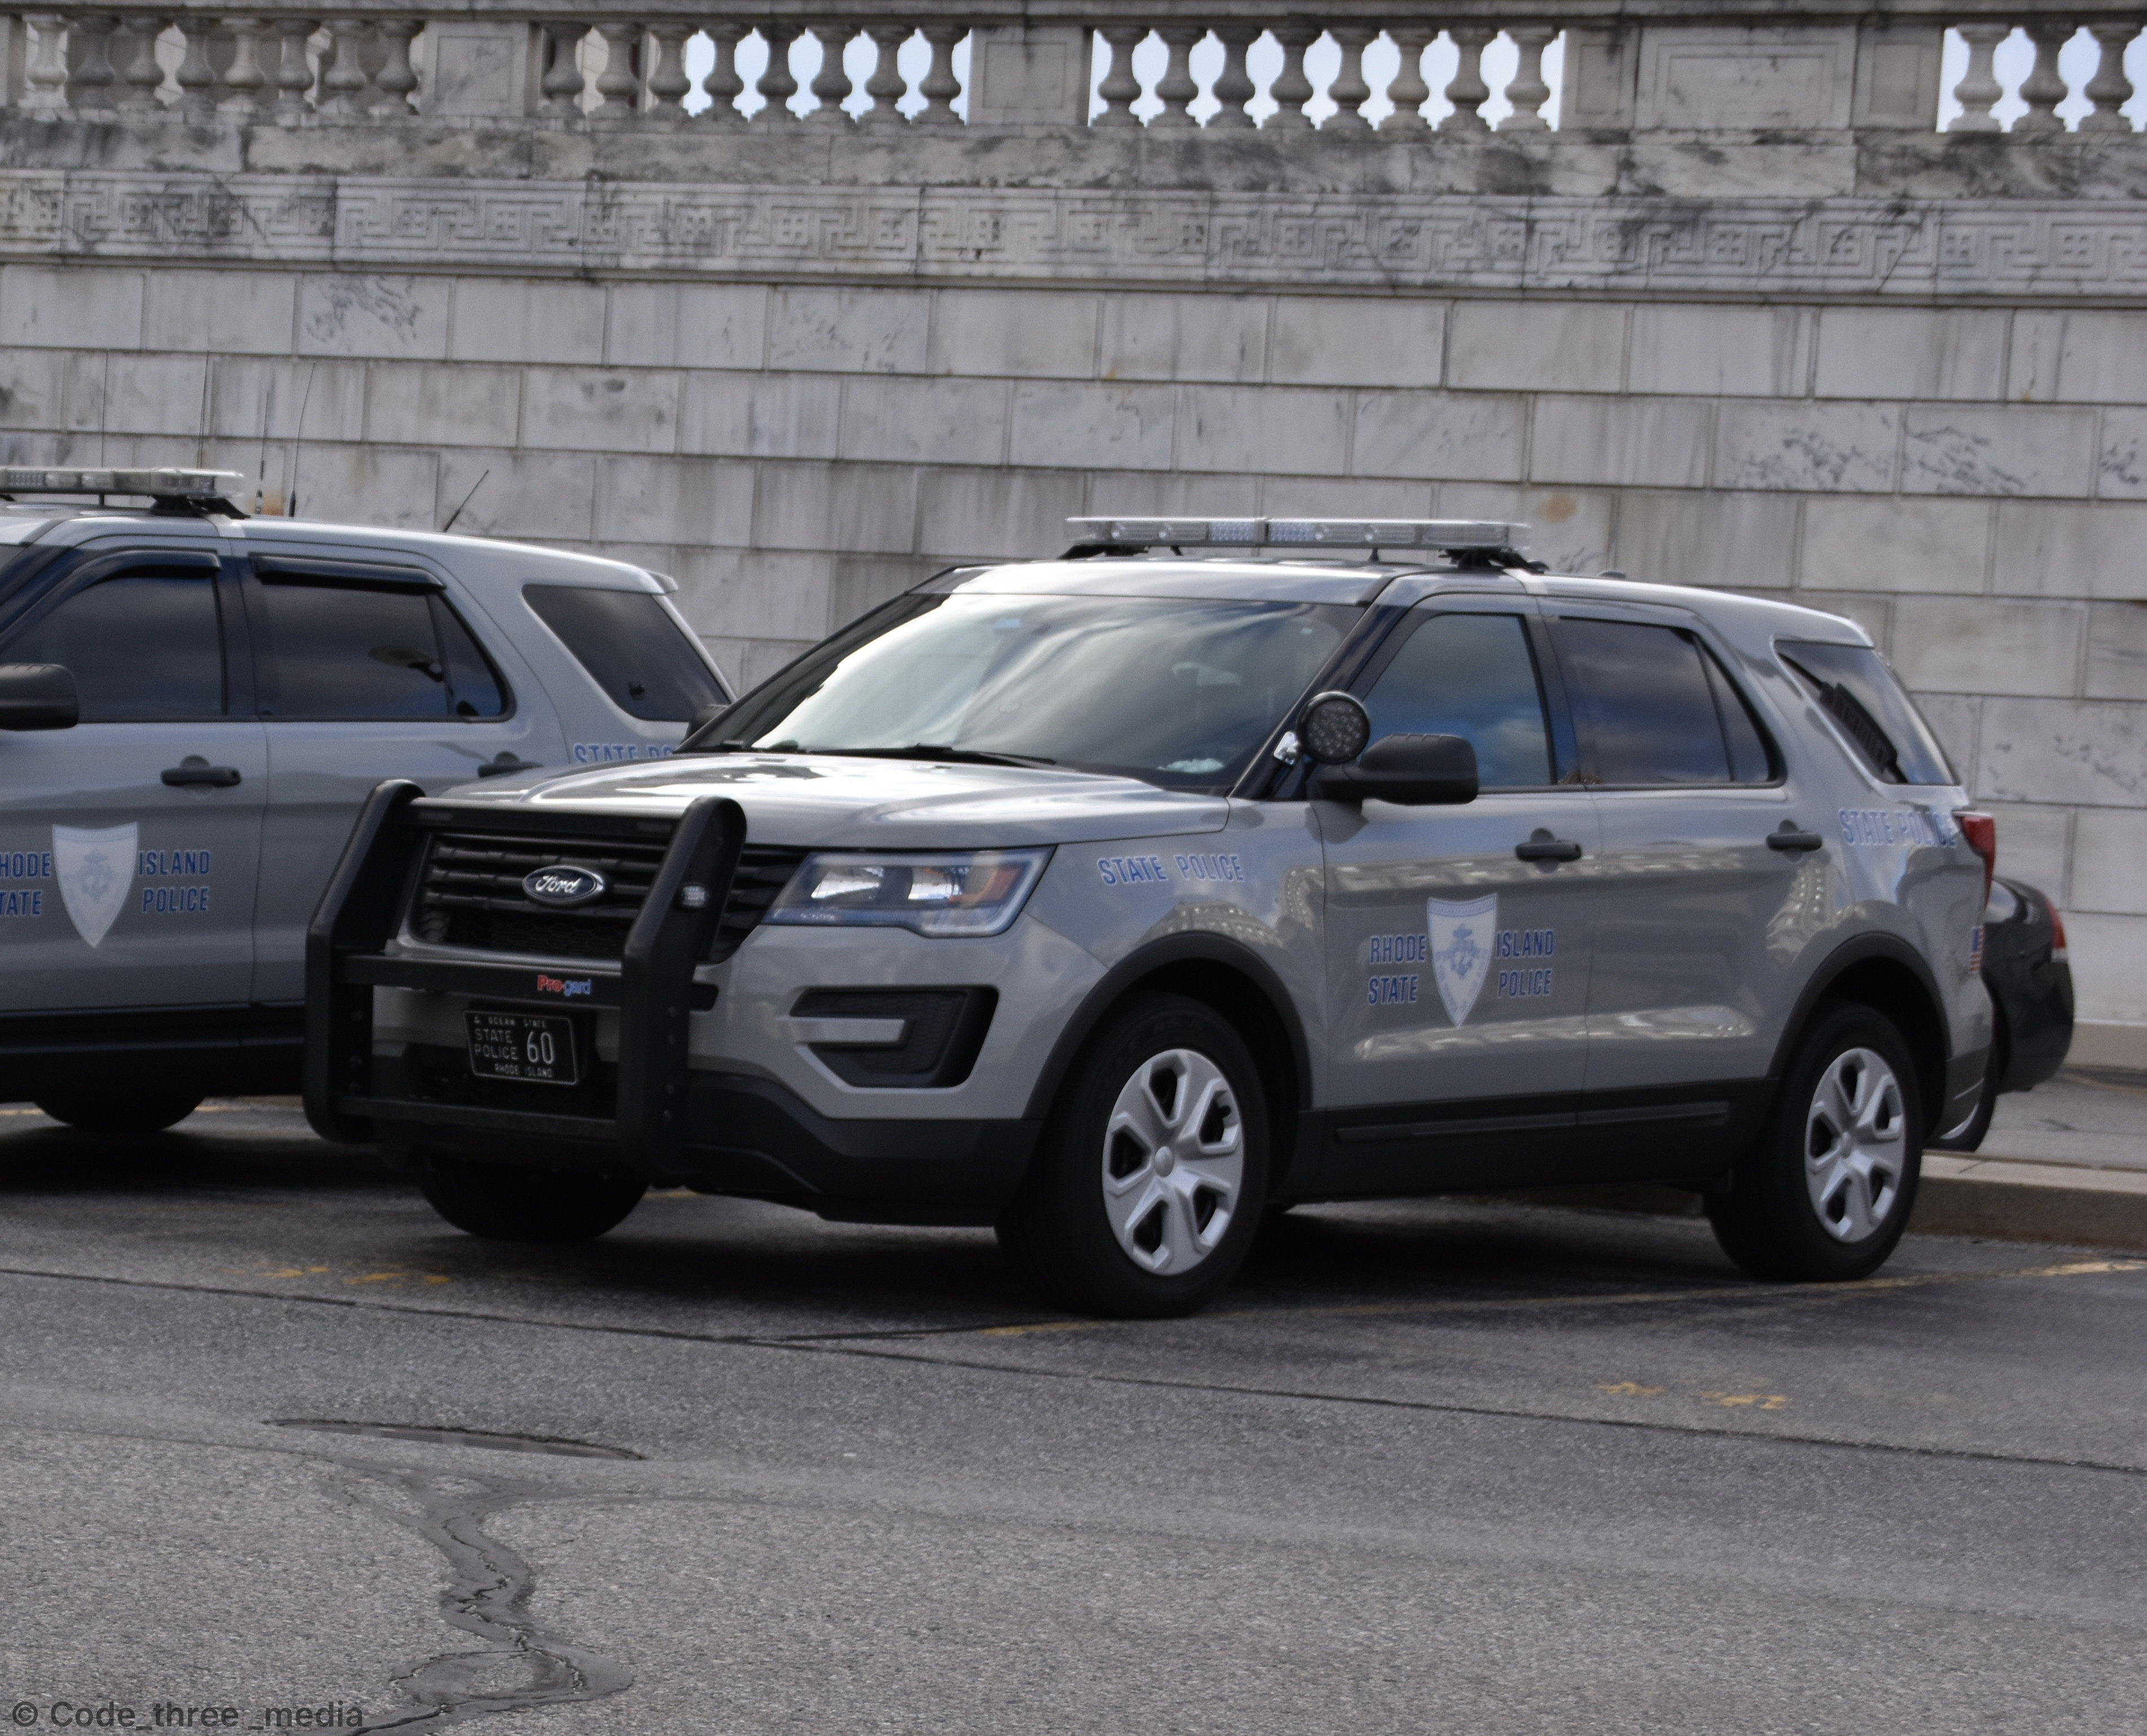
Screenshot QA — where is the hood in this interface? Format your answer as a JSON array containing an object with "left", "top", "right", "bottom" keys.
[{"left": 435, "top": 753, "right": 1230, "bottom": 849}]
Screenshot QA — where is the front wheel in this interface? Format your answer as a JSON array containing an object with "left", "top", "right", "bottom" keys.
[
  {"left": 1708, "top": 1003, "right": 1922, "bottom": 1282},
  {"left": 419, "top": 1156, "right": 646, "bottom": 1244},
  {"left": 997, "top": 993, "right": 1269, "bottom": 1318},
  {"left": 35, "top": 1092, "right": 202, "bottom": 1134}
]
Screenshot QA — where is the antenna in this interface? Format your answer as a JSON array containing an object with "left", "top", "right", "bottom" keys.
[
  {"left": 286, "top": 362, "right": 315, "bottom": 519},
  {"left": 193, "top": 356, "right": 211, "bottom": 470},
  {"left": 256, "top": 378, "right": 274, "bottom": 514},
  {"left": 440, "top": 468, "right": 489, "bottom": 534}
]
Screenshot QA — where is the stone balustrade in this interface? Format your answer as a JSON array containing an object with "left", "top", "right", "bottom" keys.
[{"left": 1, "top": 6, "right": 2142, "bottom": 135}]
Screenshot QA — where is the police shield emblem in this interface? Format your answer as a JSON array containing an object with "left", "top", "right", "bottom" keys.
[
  {"left": 53, "top": 822, "right": 136, "bottom": 949},
  {"left": 1427, "top": 893, "right": 1496, "bottom": 1027}
]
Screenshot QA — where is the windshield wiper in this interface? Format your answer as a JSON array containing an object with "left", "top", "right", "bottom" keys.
[{"left": 805, "top": 743, "right": 1058, "bottom": 769}]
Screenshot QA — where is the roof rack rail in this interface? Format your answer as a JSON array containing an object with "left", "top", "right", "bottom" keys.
[
  {"left": 1064, "top": 516, "right": 1533, "bottom": 564},
  {"left": 0, "top": 467, "right": 247, "bottom": 516}
]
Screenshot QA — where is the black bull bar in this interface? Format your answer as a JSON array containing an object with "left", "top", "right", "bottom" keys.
[{"left": 304, "top": 779, "right": 746, "bottom": 1174}]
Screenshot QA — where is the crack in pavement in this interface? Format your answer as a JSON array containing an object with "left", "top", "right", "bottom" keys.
[{"left": 325, "top": 1461, "right": 633, "bottom": 1734}]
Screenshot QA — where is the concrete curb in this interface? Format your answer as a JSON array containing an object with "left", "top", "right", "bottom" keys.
[
  {"left": 1494, "top": 1158, "right": 2147, "bottom": 1254},
  {"left": 1913, "top": 1154, "right": 2147, "bottom": 1251}
]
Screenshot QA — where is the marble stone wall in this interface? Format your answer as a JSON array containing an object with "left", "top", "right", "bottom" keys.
[{"left": 3, "top": 252, "right": 2142, "bottom": 1060}]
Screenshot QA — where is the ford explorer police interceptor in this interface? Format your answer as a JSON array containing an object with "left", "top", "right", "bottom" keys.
[
  {"left": 305, "top": 516, "right": 1995, "bottom": 1317},
  {"left": 0, "top": 468, "right": 727, "bottom": 1130}
]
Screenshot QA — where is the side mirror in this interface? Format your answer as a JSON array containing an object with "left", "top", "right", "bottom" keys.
[
  {"left": 1311, "top": 733, "right": 1479, "bottom": 806},
  {"left": 0, "top": 663, "right": 78, "bottom": 731}
]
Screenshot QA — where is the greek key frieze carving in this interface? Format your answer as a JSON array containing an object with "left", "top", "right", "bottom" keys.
[{"left": 6, "top": 172, "right": 2147, "bottom": 299}]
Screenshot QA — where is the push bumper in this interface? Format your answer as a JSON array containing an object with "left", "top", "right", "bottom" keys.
[{"left": 304, "top": 781, "right": 1038, "bottom": 1223}]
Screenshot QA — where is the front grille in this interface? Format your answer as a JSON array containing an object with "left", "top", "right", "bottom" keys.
[
  {"left": 409, "top": 827, "right": 807, "bottom": 964},
  {"left": 413, "top": 830, "right": 667, "bottom": 961},
  {"left": 713, "top": 845, "right": 809, "bottom": 962}
]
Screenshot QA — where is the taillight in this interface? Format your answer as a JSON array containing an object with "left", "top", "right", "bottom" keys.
[
  {"left": 1955, "top": 810, "right": 1996, "bottom": 900},
  {"left": 2049, "top": 905, "right": 2069, "bottom": 963}
]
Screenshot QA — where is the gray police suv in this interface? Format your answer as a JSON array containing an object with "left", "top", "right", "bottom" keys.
[
  {"left": 306, "top": 516, "right": 1994, "bottom": 1316},
  {"left": 0, "top": 468, "right": 727, "bottom": 1130}
]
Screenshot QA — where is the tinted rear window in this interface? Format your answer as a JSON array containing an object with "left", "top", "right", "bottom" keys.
[
  {"left": 252, "top": 580, "right": 508, "bottom": 721},
  {"left": 1777, "top": 641, "right": 1953, "bottom": 785},
  {"left": 524, "top": 585, "right": 726, "bottom": 722},
  {"left": 1553, "top": 617, "right": 1772, "bottom": 786}
]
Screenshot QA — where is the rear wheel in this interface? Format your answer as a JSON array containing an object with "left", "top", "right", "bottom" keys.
[
  {"left": 997, "top": 993, "right": 1268, "bottom": 1318},
  {"left": 1708, "top": 1003, "right": 1922, "bottom": 1281},
  {"left": 34, "top": 1093, "right": 202, "bottom": 1134},
  {"left": 419, "top": 1156, "right": 646, "bottom": 1244}
]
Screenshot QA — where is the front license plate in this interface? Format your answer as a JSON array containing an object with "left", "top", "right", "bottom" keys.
[{"left": 466, "top": 1011, "right": 581, "bottom": 1086}]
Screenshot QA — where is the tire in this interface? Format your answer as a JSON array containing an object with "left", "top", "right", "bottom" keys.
[
  {"left": 997, "top": 992, "right": 1269, "bottom": 1318},
  {"left": 1708, "top": 1003, "right": 1922, "bottom": 1282},
  {"left": 419, "top": 1156, "right": 647, "bottom": 1244},
  {"left": 34, "top": 1092, "right": 202, "bottom": 1134}
]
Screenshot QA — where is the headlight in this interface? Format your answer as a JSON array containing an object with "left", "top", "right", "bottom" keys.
[{"left": 763, "top": 848, "right": 1051, "bottom": 937}]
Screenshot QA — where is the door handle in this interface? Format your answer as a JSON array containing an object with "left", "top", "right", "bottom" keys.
[
  {"left": 1515, "top": 831, "right": 1584, "bottom": 862},
  {"left": 161, "top": 756, "right": 242, "bottom": 788},
  {"left": 1767, "top": 823, "right": 1826, "bottom": 853},
  {"left": 476, "top": 752, "right": 545, "bottom": 778}
]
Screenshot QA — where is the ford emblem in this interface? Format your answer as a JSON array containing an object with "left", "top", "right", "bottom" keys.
[{"left": 523, "top": 865, "right": 608, "bottom": 907}]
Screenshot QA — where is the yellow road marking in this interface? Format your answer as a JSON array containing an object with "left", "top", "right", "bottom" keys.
[
  {"left": 1703, "top": 1392, "right": 1790, "bottom": 1410},
  {"left": 345, "top": 1272, "right": 409, "bottom": 1285},
  {"left": 2066, "top": 1071, "right": 2147, "bottom": 1102},
  {"left": 1597, "top": 1381, "right": 1666, "bottom": 1397}
]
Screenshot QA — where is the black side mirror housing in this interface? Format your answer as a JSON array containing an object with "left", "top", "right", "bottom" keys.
[
  {"left": 0, "top": 663, "right": 79, "bottom": 731},
  {"left": 1311, "top": 733, "right": 1478, "bottom": 806}
]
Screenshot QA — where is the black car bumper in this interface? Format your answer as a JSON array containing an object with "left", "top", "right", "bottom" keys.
[
  {"left": 354, "top": 1052, "right": 1039, "bottom": 1224},
  {"left": 1986, "top": 879, "right": 2075, "bottom": 1093},
  {"left": 305, "top": 781, "right": 1037, "bottom": 1225}
]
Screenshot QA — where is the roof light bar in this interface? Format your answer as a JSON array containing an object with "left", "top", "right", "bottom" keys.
[
  {"left": 0, "top": 466, "right": 243, "bottom": 500},
  {"left": 1068, "top": 516, "right": 1528, "bottom": 554}
]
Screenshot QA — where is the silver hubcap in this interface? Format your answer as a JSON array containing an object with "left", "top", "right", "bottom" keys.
[
  {"left": 1101, "top": 1047, "right": 1243, "bottom": 1275},
  {"left": 1804, "top": 1046, "right": 1907, "bottom": 1243}
]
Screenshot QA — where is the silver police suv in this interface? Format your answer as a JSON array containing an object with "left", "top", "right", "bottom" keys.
[
  {"left": 0, "top": 468, "right": 728, "bottom": 1130},
  {"left": 308, "top": 516, "right": 1994, "bottom": 1316}
]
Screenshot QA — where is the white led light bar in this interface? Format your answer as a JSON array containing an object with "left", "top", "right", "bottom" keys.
[
  {"left": 0, "top": 466, "right": 243, "bottom": 499},
  {"left": 1068, "top": 516, "right": 1527, "bottom": 554}
]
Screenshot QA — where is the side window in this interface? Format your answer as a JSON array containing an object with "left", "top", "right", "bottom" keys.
[
  {"left": 1777, "top": 641, "right": 1953, "bottom": 785},
  {"left": 1, "top": 565, "right": 225, "bottom": 720},
  {"left": 434, "top": 600, "right": 509, "bottom": 720},
  {"left": 523, "top": 584, "right": 726, "bottom": 722},
  {"left": 252, "top": 580, "right": 505, "bottom": 721},
  {"left": 1361, "top": 611, "right": 1553, "bottom": 789},
  {"left": 1553, "top": 617, "right": 1770, "bottom": 787},
  {"left": 1703, "top": 652, "right": 1775, "bottom": 783}
]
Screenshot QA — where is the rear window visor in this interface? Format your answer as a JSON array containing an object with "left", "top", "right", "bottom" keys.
[
  {"left": 523, "top": 584, "right": 727, "bottom": 723},
  {"left": 1776, "top": 639, "right": 1955, "bottom": 786}
]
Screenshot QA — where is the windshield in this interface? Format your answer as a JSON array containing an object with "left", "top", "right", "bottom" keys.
[{"left": 699, "top": 591, "right": 1356, "bottom": 790}]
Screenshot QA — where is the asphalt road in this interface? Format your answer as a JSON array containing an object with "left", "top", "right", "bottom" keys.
[{"left": 2, "top": 1100, "right": 2144, "bottom": 1736}]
